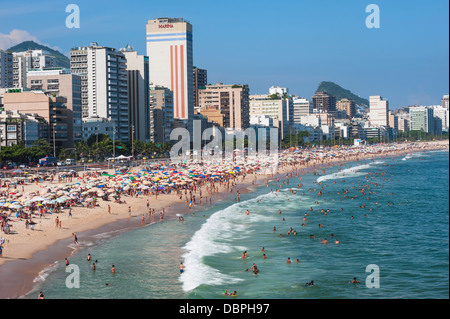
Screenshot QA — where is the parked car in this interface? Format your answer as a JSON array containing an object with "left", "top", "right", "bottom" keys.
[{"left": 65, "top": 158, "right": 76, "bottom": 166}]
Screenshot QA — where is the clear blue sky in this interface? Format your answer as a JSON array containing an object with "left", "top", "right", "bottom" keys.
[{"left": 0, "top": 0, "right": 448, "bottom": 108}]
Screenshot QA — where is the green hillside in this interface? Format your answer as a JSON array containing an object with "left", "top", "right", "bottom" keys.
[
  {"left": 7, "top": 41, "right": 70, "bottom": 69},
  {"left": 316, "top": 81, "right": 369, "bottom": 106}
]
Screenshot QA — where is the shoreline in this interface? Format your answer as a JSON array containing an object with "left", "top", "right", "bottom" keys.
[
  {"left": 0, "top": 167, "right": 268, "bottom": 299},
  {"left": 0, "top": 140, "right": 448, "bottom": 299}
]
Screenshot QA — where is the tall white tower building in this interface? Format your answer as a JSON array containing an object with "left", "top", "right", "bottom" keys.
[
  {"left": 369, "top": 95, "right": 389, "bottom": 127},
  {"left": 70, "top": 43, "right": 129, "bottom": 142},
  {"left": 146, "top": 18, "right": 194, "bottom": 128}
]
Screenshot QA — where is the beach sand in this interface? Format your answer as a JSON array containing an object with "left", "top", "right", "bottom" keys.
[{"left": 0, "top": 140, "right": 447, "bottom": 299}]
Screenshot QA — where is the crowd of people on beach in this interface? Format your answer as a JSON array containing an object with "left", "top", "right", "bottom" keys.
[{"left": 0, "top": 140, "right": 447, "bottom": 298}]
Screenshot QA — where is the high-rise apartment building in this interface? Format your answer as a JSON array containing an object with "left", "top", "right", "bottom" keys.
[
  {"left": 312, "top": 92, "right": 336, "bottom": 115},
  {"left": 336, "top": 98, "right": 356, "bottom": 119},
  {"left": 27, "top": 68, "right": 82, "bottom": 145},
  {"left": 388, "top": 111, "right": 398, "bottom": 132},
  {"left": 409, "top": 106, "right": 434, "bottom": 133},
  {"left": 432, "top": 105, "right": 449, "bottom": 131},
  {"left": 146, "top": 18, "right": 194, "bottom": 128},
  {"left": 292, "top": 97, "right": 312, "bottom": 124},
  {"left": 13, "top": 50, "right": 55, "bottom": 88},
  {"left": 249, "top": 93, "right": 289, "bottom": 139},
  {"left": 269, "top": 86, "right": 293, "bottom": 126},
  {"left": 150, "top": 85, "right": 174, "bottom": 144},
  {"left": 0, "top": 50, "right": 14, "bottom": 88},
  {"left": 193, "top": 66, "right": 207, "bottom": 108},
  {"left": 122, "top": 49, "right": 150, "bottom": 141},
  {"left": 198, "top": 83, "right": 250, "bottom": 131},
  {"left": 70, "top": 43, "right": 129, "bottom": 142},
  {"left": 3, "top": 90, "right": 72, "bottom": 149},
  {"left": 388, "top": 110, "right": 399, "bottom": 140},
  {"left": 442, "top": 95, "right": 449, "bottom": 109},
  {"left": 369, "top": 95, "right": 389, "bottom": 127},
  {"left": 398, "top": 116, "right": 409, "bottom": 132}
]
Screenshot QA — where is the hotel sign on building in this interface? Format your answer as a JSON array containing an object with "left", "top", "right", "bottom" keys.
[{"left": 159, "top": 23, "right": 174, "bottom": 28}]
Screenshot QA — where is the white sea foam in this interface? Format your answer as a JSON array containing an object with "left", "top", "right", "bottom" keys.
[
  {"left": 33, "top": 261, "right": 59, "bottom": 283},
  {"left": 317, "top": 164, "right": 371, "bottom": 183},
  {"left": 180, "top": 192, "right": 277, "bottom": 292},
  {"left": 429, "top": 149, "right": 448, "bottom": 153},
  {"left": 180, "top": 204, "right": 245, "bottom": 291},
  {"left": 403, "top": 151, "right": 437, "bottom": 161}
]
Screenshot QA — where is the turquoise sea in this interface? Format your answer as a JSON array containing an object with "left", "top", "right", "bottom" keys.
[{"left": 24, "top": 150, "right": 449, "bottom": 299}]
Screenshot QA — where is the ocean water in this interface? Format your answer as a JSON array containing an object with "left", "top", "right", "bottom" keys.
[{"left": 24, "top": 150, "right": 449, "bottom": 299}]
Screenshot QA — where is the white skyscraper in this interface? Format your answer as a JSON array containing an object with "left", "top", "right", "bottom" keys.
[
  {"left": 292, "top": 97, "right": 312, "bottom": 124},
  {"left": 431, "top": 105, "right": 449, "bottom": 131},
  {"left": 369, "top": 95, "right": 389, "bottom": 126},
  {"left": 70, "top": 43, "right": 129, "bottom": 142},
  {"left": 146, "top": 18, "right": 194, "bottom": 128},
  {"left": 13, "top": 50, "right": 55, "bottom": 88}
]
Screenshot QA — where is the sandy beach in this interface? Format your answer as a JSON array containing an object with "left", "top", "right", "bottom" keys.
[{"left": 0, "top": 140, "right": 447, "bottom": 299}]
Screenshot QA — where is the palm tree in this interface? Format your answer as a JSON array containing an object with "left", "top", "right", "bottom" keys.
[{"left": 74, "top": 140, "right": 89, "bottom": 161}]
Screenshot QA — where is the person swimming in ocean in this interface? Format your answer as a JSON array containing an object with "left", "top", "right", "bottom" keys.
[
  {"left": 251, "top": 263, "right": 259, "bottom": 274},
  {"left": 224, "top": 290, "right": 237, "bottom": 296},
  {"left": 305, "top": 280, "right": 314, "bottom": 286}
]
